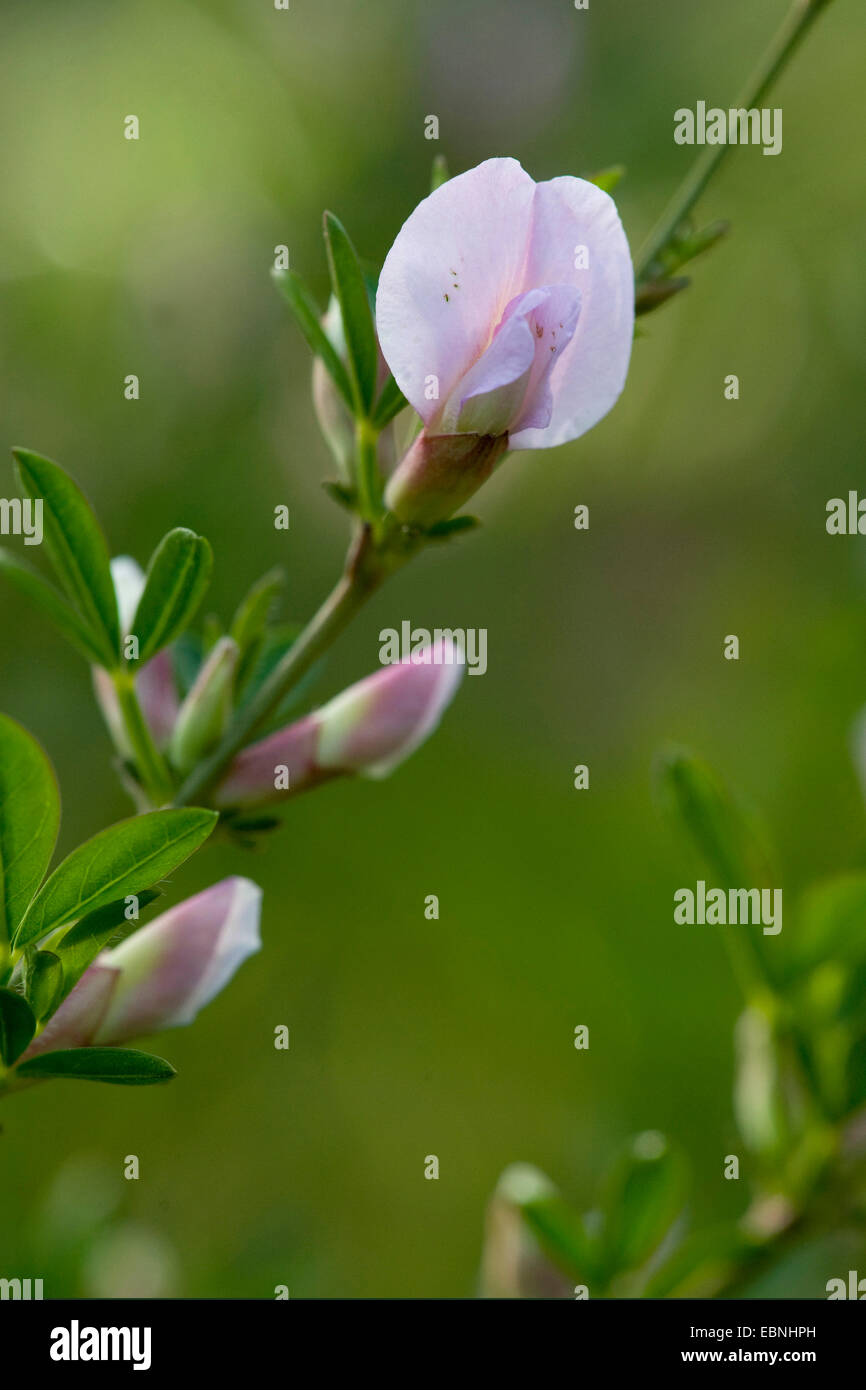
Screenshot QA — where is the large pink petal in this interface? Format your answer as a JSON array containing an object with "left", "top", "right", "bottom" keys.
[
  {"left": 376, "top": 158, "right": 535, "bottom": 427},
  {"left": 510, "top": 176, "right": 634, "bottom": 448}
]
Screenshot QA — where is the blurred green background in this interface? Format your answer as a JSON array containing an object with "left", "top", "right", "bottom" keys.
[{"left": 1, "top": 0, "right": 864, "bottom": 1297}]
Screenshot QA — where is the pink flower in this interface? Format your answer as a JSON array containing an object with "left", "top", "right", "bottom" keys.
[
  {"left": 215, "top": 639, "right": 464, "bottom": 808},
  {"left": 376, "top": 157, "right": 634, "bottom": 524},
  {"left": 22, "top": 878, "right": 262, "bottom": 1056}
]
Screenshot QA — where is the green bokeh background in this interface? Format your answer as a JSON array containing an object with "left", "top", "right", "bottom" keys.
[{"left": 1, "top": 0, "right": 864, "bottom": 1296}]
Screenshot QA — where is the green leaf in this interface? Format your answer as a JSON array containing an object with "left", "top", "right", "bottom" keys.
[
  {"left": 655, "top": 746, "right": 776, "bottom": 891},
  {"left": 235, "top": 622, "right": 318, "bottom": 722},
  {"left": 53, "top": 889, "right": 161, "bottom": 1001},
  {"left": 14, "top": 808, "right": 217, "bottom": 948},
  {"left": 793, "top": 875, "right": 866, "bottom": 974},
  {"left": 224, "top": 814, "right": 282, "bottom": 834},
  {"left": 0, "top": 987, "right": 36, "bottom": 1065},
  {"left": 660, "top": 219, "right": 730, "bottom": 275},
  {"left": 430, "top": 153, "right": 449, "bottom": 191},
  {"left": 321, "top": 480, "right": 357, "bottom": 512},
  {"left": 27, "top": 951, "right": 64, "bottom": 1020},
  {"left": 15, "top": 1047, "right": 176, "bottom": 1086},
  {"left": 168, "top": 638, "right": 238, "bottom": 774},
  {"left": 13, "top": 449, "right": 119, "bottom": 660},
  {"left": 272, "top": 268, "right": 354, "bottom": 410},
  {"left": 634, "top": 276, "right": 690, "bottom": 317},
  {"left": 644, "top": 1224, "right": 760, "bottom": 1298},
  {"left": 229, "top": 568, "right": 284, "bottom": 695},
  {"left": 424, "top": 515, "right": 481, "bottom": 539},
  {"left": 601, "top": 1132, "right": 687, "bottom": 1274},
  {"left": 323, "top": 212, "right": 378, "bottom": 415},
  {"left": 0, "top": 714, "right": 60, "bottom": 946},
  {"left": 587, "top": 164, "right": 626, "bottom": 192},
  {"left": 371, "top": 375, "right": 408, "bottom": 430},
  {"left": 0, "top": 548, "right": 112, "bottom": 665},
  {"left": 496, "top": 1165, "right": 595, "bottom": 1283},
  {"left": 131, "top": 528, "right": 213, "bottom": 664}
]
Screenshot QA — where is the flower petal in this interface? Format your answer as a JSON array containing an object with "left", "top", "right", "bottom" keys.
[
  {"left": 447, "top": 304, "right": 536, "bottom": 436},
  {"left": 137, "top": 650, "right": 180, "bottom": 748},
  {"left": 510, "top": 176, "right": 634, "bottom": 448},
  {"left": 376, "top": 157, "right": 536, "bottom": 427},
  {"left": 111, "top": 556, "right": 146, "bottom": 634},
  {"left": 508, "top": 283, "right": 581, "bottom": 433}
]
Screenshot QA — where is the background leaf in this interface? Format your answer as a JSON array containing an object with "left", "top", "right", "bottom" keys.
[
  {"left": 0, "top": 987, "right": 36, "bottom": 1065},
  {"left": 655, "top": 746, "right": 777, "bottom": 890},
  {"left": 492, "top": 1164, "right": 596, "bottom": 1285},
  {"left": 0, "top": 713, "right": 60, "bottom": 946},
  {"left": 793, "top": 875, "right": 866, "bottom": 974},
  {"left": 229, "top": 568, "right": 284, "bottom": 696},
  {"left": 0, "top": 548, "right": 112, "bottom": 665},
  {"left": 15, "top": 1047, "right": 177, "bottom": 1085},
  {"left": 371, "top": 375, "right": 407, "bottom": 429},
  {"left": 272, "top": 268, "right": 354, "bottom": 409},
  {"left": 323, "top": 211, "right": 378, "bottom": 414},
  {"left": 14, "top": 808, "right": 217, "bottom": 947},
  {"left": 131, "top": 527, "right": 213, "bottom": 664},
  {"left": 601, "top": 1132, "right": 687, "bottom": 1275},
  {"left": 13, "top": 449, "right": 119, "bottom": 660},
  {"left": 27, "top": 950, "right": 64, "bottom": 1020}
]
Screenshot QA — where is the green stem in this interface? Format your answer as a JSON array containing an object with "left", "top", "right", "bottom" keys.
[
  {"left": 355, "top": 418, "right": 383, "bottom": 527},
  {"left": 173, "top": 524, "right": 410, "bottom": 808},
  {"left": 636, "top": 0, "right": 835, "bottom": 281},
  {"left": 112, "top": 669, "right": 174, "bottom": 807}
]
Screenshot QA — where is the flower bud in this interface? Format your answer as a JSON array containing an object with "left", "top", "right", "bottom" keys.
[
  {"left": 312, "top": 297, "right": 355, "bottom": 482},
  {"left": 93, "top": 557, "right": 180, "bottom": 754},
  {"left": 215, "top": 639, "right": 463, "bottom": 808},
  {"left": 481, "top": 1165, "right": 574, "bottom": 1299},
  {"left": 22, "top": 878, "right": 262, "bottom": 1057},
  {"left": 168, "top": 636, "right": 239, "bottom": 774},
  {"left": 384, "top": 431, "right": 508, "bottom": 527}
]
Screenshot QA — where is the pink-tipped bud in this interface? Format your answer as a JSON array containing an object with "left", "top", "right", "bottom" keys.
[
  {"left": 22, "top": 878, "right": 262, "bottom": 1057},
  {"left": 215, "top": 640, "right": 464, "bottom": 809}
]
